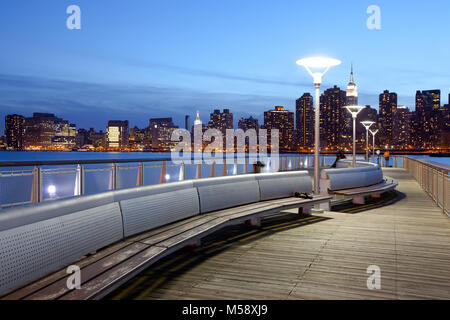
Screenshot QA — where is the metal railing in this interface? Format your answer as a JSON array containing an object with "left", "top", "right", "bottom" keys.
[
  {"left": 403, "top": 157, "right": 450, "bottom": 217},
  {"left": 1, "top": 154, "right": 345, "bottom": 209}
]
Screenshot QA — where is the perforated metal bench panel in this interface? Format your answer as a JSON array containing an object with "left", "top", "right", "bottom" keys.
[
  {"left": 194, "top": 176, "right": 260, "bottom": 213},
  {"left": 0, "top": 202, "right": 123, "bottom": 296},
  {"left": 321, "top": 166, "right": 383, "bottom": 191},
  {"left": 256, "top": 171, "right": 313, "bottom": 200},
  {"left": 120, "top": 188, "right": 200, "bottom": 238},
  {"left": 0, "top": 193, "right": 115, "bottom": 232},
  {"left": 112, "top": 181, "right": 194, "bottom": 202}
]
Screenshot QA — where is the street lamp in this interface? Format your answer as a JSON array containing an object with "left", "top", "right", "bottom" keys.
[
  {"left": 343, "top": 105, "right": 365, "bottom": 167},
  {"left": 296, "top": 57, "right": 341, "bottom": 195},
  {"left": 370, "top": 129, "right": 379, "bottom": 163},
  {"left": 361, "top": 121, "right": 375, "bottom": 161}
]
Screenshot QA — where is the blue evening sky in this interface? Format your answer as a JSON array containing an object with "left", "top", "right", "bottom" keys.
[{"left": 0, "top": 0, "right": 449, "bottom": 133}]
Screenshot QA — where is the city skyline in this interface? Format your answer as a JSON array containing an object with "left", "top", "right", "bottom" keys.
[
  {"left": 1, "top": 1, "right": 450, "bottom": 133},
  {"left": 4, "top": 77, "right": 449, "bottom": 152}
]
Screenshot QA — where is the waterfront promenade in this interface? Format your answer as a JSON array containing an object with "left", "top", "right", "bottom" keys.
[{"left": 107, "top": 168, "right": 450, "bottom": 300}]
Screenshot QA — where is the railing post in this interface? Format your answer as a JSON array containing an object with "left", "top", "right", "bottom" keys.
[
  {"left": 112, "top": 163, "right": 118, "bottom": 189},
  {"left": 31, "top": 166, "right": 41, "bottom": 203},
  {"left": 137, "top": 162, "right": 144, "bottom": 186},
  {"left": 222, "top": 158, "right": 227, "bottom": 176},
  {"left": 75, "top": 164, "right": 85, "bottom": 195},
  {"left": 195, "top": 163, "right": 202, "bottom": 179},
  {"left": 180, "top": 162, "right": 185, "bottom": 181},
  {"left": 243, "top": 157, "right": 248, "bottom": 174},
  {"left": 159, "top": 161, "right": 167, "bottom": 183},
  {"left": 321, "top": 155, "right": 325, "bottom": 168},
  {"left": 38, "top": 167, "right": 43, "bottom": 202},
  {"left": 394, "top": 157, "right": 398, "bottom": 168},
  {"left": 210, "top": 161, "right": 215, "bottom": 178}
]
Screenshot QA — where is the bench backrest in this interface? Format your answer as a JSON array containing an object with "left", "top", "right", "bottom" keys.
[
  {"left": 256, "top": 171, "right": 312, "bottom": 200},
  {"left": 119, "top": 183, "right": 200, "bottom": 238},
  {"left": 193, "top": 175, "right": 261, "bottom": 213},
  {"left": 0, "top": 196, "right": 123, "bottom": 296},
  {"left": 321, "top": 165, "right": 383, "bottom": 191}
]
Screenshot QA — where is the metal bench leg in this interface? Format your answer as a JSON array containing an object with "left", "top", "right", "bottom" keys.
[
  {"left": 353, "top": 196, "right": 365, "bottom": 205},
  {"left": 319, "top": 201, "right": 330, "bottom": 211},
  {"left": 246, "top": 217, "right": 261, "bottom": 227},
  {"left": 299, "top": 206, "right": 312, "bottom": 215}
]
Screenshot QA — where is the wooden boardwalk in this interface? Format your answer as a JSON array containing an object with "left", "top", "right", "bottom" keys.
[{"left": 106, "top": 168, "right": 450, "bottom": 300}]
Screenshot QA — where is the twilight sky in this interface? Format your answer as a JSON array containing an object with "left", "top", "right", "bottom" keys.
[{"left": 0, "top": 0, "right": 449, "bottom": 134}]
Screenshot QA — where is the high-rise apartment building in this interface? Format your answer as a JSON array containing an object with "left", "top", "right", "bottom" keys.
[
  {"left": 393, "top": 105, "right": 411, "bottom": 149},
  {"left": 378, "top": 90, "right": 398, "bottom": 148},
  {"left": 413, "top": 90, "right": 441, "bottom": 149},
  {"left": 295, "top": 93, "right": 314, "bottom": 149},
  {"left": 149, "top": 118, "right": 178, "bottom": 150},
  {"left": 107, "top": 120, "right": 129, "bottom": 149},
  {"left": 264, "top": 106, "right": 294, "bottom": 151},
  {"left": 207, "top": 109, "right": 233, "bottom": 135},
  {"left": 5, "top": 114, "right": 25, "bottom": 150},
  {"left": 238, "top": 116, "right": 259, "bottom": 132},
  {"left": 320, "top": 86, "right": 348, "bottom": 150}
]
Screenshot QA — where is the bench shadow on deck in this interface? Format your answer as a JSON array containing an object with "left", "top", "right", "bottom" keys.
[
  {"left": 106, "top": 213, "right": 333, "bottom": 300},
  {"left": 106, "top": 189, "right": 400, "bottom": 300}
]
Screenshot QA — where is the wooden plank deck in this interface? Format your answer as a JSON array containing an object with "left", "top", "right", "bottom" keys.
[{"left": 106, "top": 168, "right": 450, "bottom": 300}]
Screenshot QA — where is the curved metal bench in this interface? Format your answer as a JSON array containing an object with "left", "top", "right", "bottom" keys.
[
  {"left": 0, "top": 171, "right": 331, "bottom": 300},
  {"left": 320, "top": 160, "right": 398, "bottom": 205}
]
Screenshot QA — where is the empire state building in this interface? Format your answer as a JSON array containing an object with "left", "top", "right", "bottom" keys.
[{"left": 346, "top": 65, "right": 358, "bottom": 106}]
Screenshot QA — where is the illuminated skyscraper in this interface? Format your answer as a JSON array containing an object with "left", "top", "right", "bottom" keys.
[
  {"left": 346, "top": 65, "right": 358, "bottom": 106},
  {"left": 413, "top": 90, "right": 441, "bottom": 149},
  {"left": 107, "top": 120, "right": 129, "bottom": 149},
  {"left": 207, "top": 109, "right": 233, "bottom": 135},
  {"left": 149, "top": 118, "right": 178, "bottom": 150},
  {"left": 5, "top": 114, "right": 25, "bottom": 150},
  {"left": 295, "top": 93, "right": 314, "bottom": 149},
  {"left": 320, "top": 86, "right": 348, "bottom": 150},
  {"left": 393, "top": 105, "right": 411, "bottom": 149},
  {"left": 238, "top": 116, "right": 259, "bottom": 131},
  {"left": 378, "top": 90, "right": 398, "bottom": 148},
  {"left": 264, "top": 106, "right": 294, "bottom": 151}
]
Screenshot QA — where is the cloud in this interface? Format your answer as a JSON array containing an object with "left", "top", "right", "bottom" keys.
[{"left": 0, "top": 73, "right": 293, "bottom": 134}]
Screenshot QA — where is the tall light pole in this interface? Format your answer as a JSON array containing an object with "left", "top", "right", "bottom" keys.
[
  {"left": 370, "top": 129, "right": 379, "bottom": 163},
  {"left": 361, "top": 121, "right": 375, "bottom": 161},
  {"left": 296, "top": 57, "right": 341, "bottom": 195},
  {"left": 343, "top": 105, "right": 365, "bottom": 167}
]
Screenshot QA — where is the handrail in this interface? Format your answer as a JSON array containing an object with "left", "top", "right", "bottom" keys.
[
  {"left": 0, "top": 158, "right": 175, "bottom": 167},
  {"left": 403, "top": 157, "right": 449, "bottom": 217},
  {"left": 0, "top": 154, "right": 320, "bottom": 209}
]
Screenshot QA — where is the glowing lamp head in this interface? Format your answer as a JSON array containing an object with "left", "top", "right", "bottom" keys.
[
  {"left": 361, "top": 121, "right": 376, "bottom": 130},
  {"left": 296, "top": 56, "right": 341, "bottom": 85},
  {"left": 370, "top": 129, "right": 379, "bottom": 136},
  {"left": 296, "top": 57, "right": 342, "bottom": 69},
  {"left": 343, "top": 105, "right": 365, "bottom": 118},
  {"left": 165, "top": 174, "right": 170, "bottom": 181}
]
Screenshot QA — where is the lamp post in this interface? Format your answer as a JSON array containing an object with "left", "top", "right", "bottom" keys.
[
  {"left": 343, "top": 105, "right": 365, "bottom": 167},
  {"left": 296, "top": 57, "right": 341, "bottom": 195},
  {"left": 370, "top": 129, "right": 379, "bottom": 163},
  {"left": 361, "top": 121, "right": 375, "bottom": 161}
]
